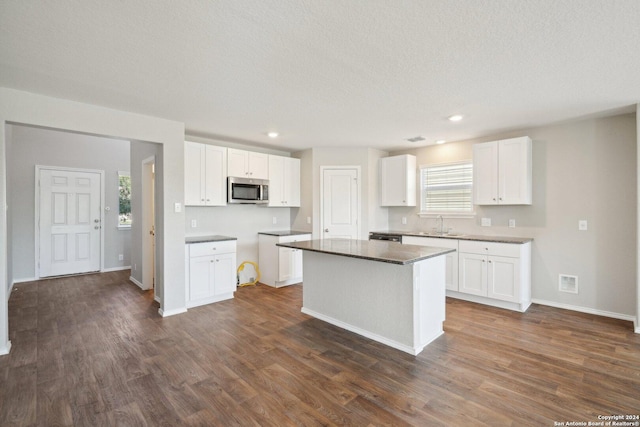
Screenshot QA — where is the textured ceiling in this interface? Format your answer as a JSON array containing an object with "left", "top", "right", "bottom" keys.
[{"left": 1, "top": 0, "right": 639, "bottom": 151}]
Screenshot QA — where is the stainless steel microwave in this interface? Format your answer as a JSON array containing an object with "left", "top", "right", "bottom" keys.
[{"left": 227, "top": 177, "right": 269, "bottom": 204}]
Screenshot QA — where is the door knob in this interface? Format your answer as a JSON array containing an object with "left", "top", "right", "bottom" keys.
[
  {"left": 324, "top": 228, "right": 329, "bottom": 232},
  {"left": 94, "top": 219, "right": 100, "bottom": 223},
  {"left": 94, "top": 226, "right": 99, "bottom": 230}
]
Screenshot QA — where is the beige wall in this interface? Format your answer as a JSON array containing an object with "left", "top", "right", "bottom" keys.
[{"left": 390, "top": 113, "right": 637, "bottom": 318}]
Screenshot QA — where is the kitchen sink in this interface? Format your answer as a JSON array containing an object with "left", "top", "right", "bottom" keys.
[{"left": 414, "top": 231, "right": 466, "bottom": 237}]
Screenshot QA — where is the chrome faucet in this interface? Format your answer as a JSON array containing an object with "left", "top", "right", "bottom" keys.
[{"left": 437, "top": 215, "right": 444, "bottom": 234}]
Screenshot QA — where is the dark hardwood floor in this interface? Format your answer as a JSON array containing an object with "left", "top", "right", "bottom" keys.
[{"left": 1, "top": 270, "right": 639, "bottom": 426}]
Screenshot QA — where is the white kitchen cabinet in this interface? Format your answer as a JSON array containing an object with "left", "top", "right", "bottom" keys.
[
  {"left": 473, "top": 136, "right": 532, "bottom": 205},
  {"left": 227, "top": 148, "right": 269, "bottom": 179},
  {"left": 457, "top": 240, "right": 531, "bottom": 311},
  {"left": 268, "top": 155, "right": 300, "bottom": 207},
  {"left": 380, "top": 154, "right": 416, "bottom": 206},
  {"left": 402, "top": 236, "right": 459, "bottom": 291},
  {"left": 184, "top": 142, "right": 227, "bottom": 206},
  {"left": 258, "top": 233, "right": 312, "bottom": 287},
  {"left": 185, "top": 240, "right": 236, "bottom": 308}
]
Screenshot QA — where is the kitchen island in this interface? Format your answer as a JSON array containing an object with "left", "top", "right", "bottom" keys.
[{"left": 276, "top": 238, "right": 455, "bottom": 355}]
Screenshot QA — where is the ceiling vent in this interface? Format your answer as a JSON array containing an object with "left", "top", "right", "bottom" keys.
[{"left": 406, "top": 136, "right": 425, "bottom": 143}]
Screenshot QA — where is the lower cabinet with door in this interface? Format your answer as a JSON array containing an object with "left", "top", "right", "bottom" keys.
[
  {"left": 401, "top": 234, "right": 531, "bottom": 312},
  {"left": 185, "top": 238, "right": 237, "bottom": 308},
  {"left": 456, "top": 240, "right": 531, "bottom": 312},
  {"left": 258, "top": 232, "right": 312, "bottom": 287}
]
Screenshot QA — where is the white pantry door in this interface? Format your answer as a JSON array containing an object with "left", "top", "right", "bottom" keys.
[
  {"left": 321, "top": 168, "right": 360, "bottom": 239},
  {"left": 39, "top": 168, "right": 102, "bottom": 277}
]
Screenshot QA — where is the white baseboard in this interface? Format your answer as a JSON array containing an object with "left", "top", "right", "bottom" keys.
[
  {"left": 128, "top": 275, "right": 147, "bottom": 290},
  {"left": 11, "top": 277, "right": 37, "bottom": 285},
  {"left": 158, "top": 307, "right": 187, "bottom": 317},
  {"left": 154, "top": 294, "right": 160, "bottom": 303},
  {"left": 531, "top": 299, "right": 636, "bottom": 323},
  {"left": 635, "top": 318, "right": 639, "bottom": 334},
  {"left": 0, "top": 340, "right": 11, "bottom": 356},
  {"left": 301, "top": 306, "right": 441, "bottom": 356},
  {"left": 102, "top": 266, "right": 131, "bottom": 273}
]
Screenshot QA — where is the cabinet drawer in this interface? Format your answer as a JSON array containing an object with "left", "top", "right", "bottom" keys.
[
  {"left": 189, "top": 240, "right": 236, "bottom": 257},
  {"left": 279, "top": 234, "right": 312, "bottom": 244},
  {"left": 458, "top": 240, "right": 521, "bottom": 258}
]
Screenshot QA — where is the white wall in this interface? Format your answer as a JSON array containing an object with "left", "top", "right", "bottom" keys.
[
  {"left": 7, "top": 125, "right": 131, "bottom": 281},
  {"left": 0, "top": 88, "right": 186, "bottom": 355},
  {"left": 389, "top": 113, "right": 637, "bottom": 319}
]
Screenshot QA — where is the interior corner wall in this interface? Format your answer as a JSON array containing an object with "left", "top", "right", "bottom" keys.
[
  {"left": 307, "top": 147, "right": 386, "bottom": 239},
  {"left": 8, "top": 125, "right": 131, "bottom": 281},
  {"left": 0, "top": 88, "right": 186, "bottom": 357},
  {"left": 291, "top": 148, "right": 313, "bottom": 233},
  {"left": 390, "top": 113, "right": 637, "bottom": 319}
]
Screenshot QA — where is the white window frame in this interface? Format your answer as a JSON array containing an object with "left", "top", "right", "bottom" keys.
[
  {"left": 418, "top": 161, "right": 475, "bottom": 218},
  {"left": 118, "top": 171, "right": 132, "bottom": 229}
]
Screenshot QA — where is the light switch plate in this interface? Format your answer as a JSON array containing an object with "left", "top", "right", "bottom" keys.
[
  {"left": 174, "top": 202, "right": 182, "bottom": 213},
  {"left": 509, "top": 219, "right": 516, "bottom": 228},
  {"left": 402, "top": 217, "right": 407, "bottom": 225},
  {"left": 481, "top": 218, "right": 491, "bottom": 227},
  {"left": 578, "top": 220, "right": 588, "bottom": 231},
  {"left": 272, "top": 217, "right": 277, "bottom": 225}
]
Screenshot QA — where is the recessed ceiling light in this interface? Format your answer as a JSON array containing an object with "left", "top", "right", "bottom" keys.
[
  {"left": 448, "top": 114, "right": 463, "bottom": 122},
  {"left": 267, "top": 132, "right": 279, "bottom": 138},
  {"left": 436, "top": 140, "right": 446, "bottom": 144}
]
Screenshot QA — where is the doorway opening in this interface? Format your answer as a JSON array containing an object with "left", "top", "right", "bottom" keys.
[{"left": 141, "top": 156, "right": 157, "bottom": 300}]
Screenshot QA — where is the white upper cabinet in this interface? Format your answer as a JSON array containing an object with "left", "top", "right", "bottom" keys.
[
  {"left": 184, "top": 142, "right": 227, "bottom": 206},
  {"left": 268, "top": 155, "right": 300, "bottom": 207},
  {"left": 380, "top": 154, "right": 416, "bottom": 206},
  {"left": 227, "top": 148, "right": 269, "bottom": 180},
  {"left": 473, "top": 136, "right": 532, "bottom": 205}
]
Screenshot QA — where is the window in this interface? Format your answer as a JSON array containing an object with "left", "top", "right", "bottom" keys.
[
  {"left": 420, "top": 162, "right": 473, "bottom": 215},
  {"left": 118, "top": 171, "right": 132, "bottom": 227}
]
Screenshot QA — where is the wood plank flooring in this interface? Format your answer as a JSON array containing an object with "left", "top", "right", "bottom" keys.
[{"left": 1, "top": 270, "right": 639, "bottom": 426}]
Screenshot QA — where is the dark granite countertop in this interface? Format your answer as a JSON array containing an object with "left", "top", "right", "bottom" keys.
[
  {"left": 373, "top": 230, "right": 533, "bottom": 244},
  {"left": 186, "top": 235, "right": 237, "bottom": 244},
  {"left": 258, "top": 230, "right": 312, "bottom": 237},
  {"left": 277, "top": 238, "right": 455, "bottom": 265}
]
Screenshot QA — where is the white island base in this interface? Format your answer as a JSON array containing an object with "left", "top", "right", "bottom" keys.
[{"left": 301, "top": 250, "right": 446, "bottom": 356}]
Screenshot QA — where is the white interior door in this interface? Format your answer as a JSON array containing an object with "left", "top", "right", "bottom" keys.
[
  {"left": 38, "top": 168, "right": 102, "bottom": 277},
  {"left": 322, "top": 168, "right": 359, "bottom": 239}
]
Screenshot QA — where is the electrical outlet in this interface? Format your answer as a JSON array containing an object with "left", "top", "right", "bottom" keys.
[
  {"left": 509, "top": 219, "right": 516, "bottom": 228},
  {"left": 307, "top": 216, "right": 311, "bottom": 224},
  {"left": 191, "top": 219, "right": 197, "bottom": 228},
  {"left": 134, "top": 264, "right": 137, "bottom": 270},
  {"left": 578, "top": 220, "right": 588, "bottom": 231},
  {"left": 118, "top": 254, "right": 124, "bottom": 261},
  {"left": 174, "top": 202, "right": 182, "bottom": 213},
  {"left": 481, "top": 218, "right": 491, "bottom": 227},
  {"left": 402, "top": 217, "right": 407, "bottom": 225},
  {"left": 272, "top": 217, "right": 277, "bottom": 225}
]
